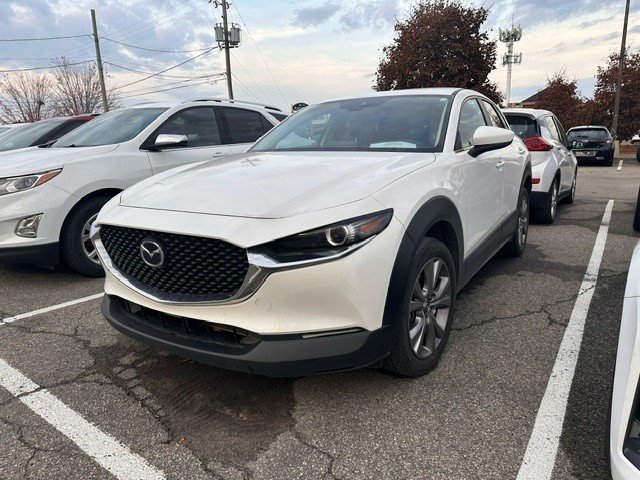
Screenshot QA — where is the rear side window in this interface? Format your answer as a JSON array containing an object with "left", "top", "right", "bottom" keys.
[
  {"left": 153, "top": 107, "right": 221, "bottom": 148},
  {"left": 481, "top": 100, "right": 506, "bottom": 129},
  {"left": 542, "top": 116, "right": 561, "bottom": 142},
  {"left": 505, "top": 115, "right": 538, "bottom": 140},
  {"left": 457, "top": 99, "right": 488, "bottom": 150},
  {"left": 223, "top": 107, "right": 270, "bottom": 144},
  {"left": 270, "top": 112, "right": 288, "bottom": 122}
]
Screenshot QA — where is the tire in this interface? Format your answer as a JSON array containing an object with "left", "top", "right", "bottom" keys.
[
  {"left": 634, "top": 185, "right": 640, "bottom": 232},
  {"left": 606, "top": 151, "right": 614, "bottom": 167},
  {"left": 383, "top": 236, "right": 457, "bottom": 377},
  {"left": 563, "top": 170, "right": 577, "bottom": 205},
  {"left": 535, "top": 179, "right": 558, "bottom": 224},
  {"left": 503, "top": 188, "right": 530, "bottom": 257},
  {"left": 636, "top": 146, "right": 640, "bottom": 163},
  {"left": 60, "top": 196, "right": 110, "bottom": 277}
]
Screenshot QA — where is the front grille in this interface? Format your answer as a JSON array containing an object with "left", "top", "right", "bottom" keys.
[
  {"left": 100, "top": 225, "right": 249, "bottom": 302},
  {"left": 121, "top": 298, "right": 260, "bottom": 349}
]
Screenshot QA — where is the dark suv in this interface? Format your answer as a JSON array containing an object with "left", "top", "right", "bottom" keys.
[
  {"left": 0, "top": 114, "right": 96, "bottom": 152},
  {"left": 566, "top": 126, "right": 616, "bottom": 166}
]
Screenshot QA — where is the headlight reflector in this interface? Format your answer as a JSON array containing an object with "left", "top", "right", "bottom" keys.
[{"left": 0, "top": 169, "right": 61, "bottom": 196}]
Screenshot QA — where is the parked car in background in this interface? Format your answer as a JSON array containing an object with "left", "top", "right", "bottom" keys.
[
  {"left": 93, "top": 88, "right": 532, "bottom": 378},
  {"left": 611, "top": 238, "right": 640, "bottom": 479},
  {"left": 0, "top": 115, "right": 95, "bottom": 152},
  {"left": 503, "top": 108, "right": 577, "bottom": 223},
  {"left": 631, "top": 132, "right": 640, "bottom": 144},
  {"left": 567, "top": 126, "right": 616, "bottom": 166},
  {"left": 0, "top": 98, "right": 284, "bottom": 276}
]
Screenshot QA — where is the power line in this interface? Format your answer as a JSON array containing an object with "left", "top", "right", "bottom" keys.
[
  {"left": 230, "top": 51, "right": 273, "bottom": 104},
  {"left": 0, "top": 34, "right": 91, "bottom": 42},
  {"left": 100, "top": 36, "right": 210, "bottom": 54},
  {"left": 104, "top": 61, "right": 214, "bottom": 79},
  {"left": 112, "top": 48, "right": 216, "bottom": 90},
  {"left": 0, "top": 60, "right": 93, "bottom": 74},
  {"left": 231, "top": 72, "right": 260, "bottom": 102},
  {"left": 233, "top": 1, "right": 288, "bottom": 106},
  {"left": 120, "top": 77, "right": 226, "bottom": 98},
  {"left": 120, "top": 74, "right": 225, "bottom": 95}
]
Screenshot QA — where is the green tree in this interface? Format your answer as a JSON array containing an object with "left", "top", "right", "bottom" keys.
[{"left": 374, "top": 0, "right": 502, "bottom": 103}]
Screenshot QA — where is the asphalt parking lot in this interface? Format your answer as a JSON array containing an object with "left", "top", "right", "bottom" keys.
[{"left": 0, "top": 158, "right": 639, "bottom": 480}]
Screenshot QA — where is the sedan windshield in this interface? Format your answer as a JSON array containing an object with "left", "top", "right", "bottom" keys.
[
  {"left": 251, "top": 95, "right": 451, "bottom": 153},
  {"left": 54, "top": 107, "right": 167, "bottom": 147},
  {"left": 567, "top": 128, "right": 608, "bottom": 140},
  {"left": 0, "top": 119, "right": 67, "bottom": 152}
]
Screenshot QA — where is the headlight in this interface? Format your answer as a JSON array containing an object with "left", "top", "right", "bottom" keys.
[
  {"left": 0, "top": 170, "right": 61, "bottom": 196},
  {"left": 251, "top": 209, "right": 393, "bottom": 265}
]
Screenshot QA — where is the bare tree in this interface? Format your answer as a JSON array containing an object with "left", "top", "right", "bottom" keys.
[
  {"left": 49, "top": 57, "right": 119, "bottom": 115},
  {"left": 0, "top": 72, "right": 51, "bottom": 123}
]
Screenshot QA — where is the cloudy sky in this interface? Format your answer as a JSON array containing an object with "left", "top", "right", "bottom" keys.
[{"left": 0, "top": 0, "right": 637, "bottom": 110}]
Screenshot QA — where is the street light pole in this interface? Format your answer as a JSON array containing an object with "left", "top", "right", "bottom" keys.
[
  {"left": 90, "top": 9, "right": 109, "bottom": 113},
  {"left": 612, "top": 0, "right": 631, "bottom": 133}
]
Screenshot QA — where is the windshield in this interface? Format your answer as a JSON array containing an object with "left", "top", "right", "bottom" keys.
[
  {"left": 505, "top": 114, "right": 539, "bottom": 140},
  {"left": 567, "top": 128, "right": 608, "bottom": 140},
  {"left": 54, "top": 107, "right": 167, "bottom": 147},
  {"left": 0, "top": 119, "right": 66, "bottom": 152},
  {"left": 251, "top": 95, "right": 451, "bottom": 153}
]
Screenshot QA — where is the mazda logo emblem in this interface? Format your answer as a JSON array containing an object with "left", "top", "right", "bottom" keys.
[{"left": 140, "top": 239, "right": 165, "bottom": 268}]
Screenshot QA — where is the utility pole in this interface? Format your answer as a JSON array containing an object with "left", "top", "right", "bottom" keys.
[
  {"left": 90, "top": 9, "right": 109, "bottom": 113},
  {"left": 500, "top": 20, "right": 523, "bottom": 107},
  {"left": 211, "top": 1, "right": 241, "bottom": 99},
  {"left": 612, "top": 0, "right": 631, "bottom": 134}
]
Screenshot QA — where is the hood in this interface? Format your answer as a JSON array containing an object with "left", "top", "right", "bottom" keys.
[
  {"left": 0, "top": 145, "right": 119, "bottom": 177},
  {"left": 121, "top": 151, "right": 436, "bottom": 218}
]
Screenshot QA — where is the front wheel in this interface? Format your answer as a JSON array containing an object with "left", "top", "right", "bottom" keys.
[
  {"left": 383, "top": 237, "right": 456, "bottom": 377},
  {"left": 60, "top": 196, "right": 110, "bottom": 277},
  {"left": 503, "top": 188, "right": 529, "bottom": 257}
]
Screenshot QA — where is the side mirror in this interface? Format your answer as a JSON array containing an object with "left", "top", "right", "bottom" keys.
[
  {"left": 468, "top": 126, "right": 514, "bottom": 158},
  {"left": 149, "top": 134, "right": 188, "bottom": 151}
]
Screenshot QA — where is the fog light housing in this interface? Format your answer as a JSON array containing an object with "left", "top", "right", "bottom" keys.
[{"left": 15, "top": 214, "right": 43, "bottom": 238}]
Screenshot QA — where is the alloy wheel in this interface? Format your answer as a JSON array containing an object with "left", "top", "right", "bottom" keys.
[
  {"left": 81, "top": 213, "right": 100, "bottom": 265},
  {"left": 550, "top": 182, "right": 558, "bottom": 219},
  {"left": 518, "top": 193, "right": 529, "bottom": 248},
  {"left": 408, "top": 257, "right": 452, "bottom": 359}
]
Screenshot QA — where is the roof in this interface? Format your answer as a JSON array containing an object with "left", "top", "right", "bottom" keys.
[
  {"left": 128, "top": 98, "right": 283, "bottom": 112},
  {"left": 319, "top": 87, "right": 472, "bottom": 105},
  {"left": 502, "top": 108, "right": 552, "bottom": 118}
]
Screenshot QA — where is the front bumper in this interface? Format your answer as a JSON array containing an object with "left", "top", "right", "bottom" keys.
[
  {"left": 0, "top": 182, "right": 73, "bottom": 264},
  {"left": 102, "top": 294, "right": 393, "bottom": 376}
]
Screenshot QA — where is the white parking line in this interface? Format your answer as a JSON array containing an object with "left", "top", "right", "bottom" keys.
[
  {"left": 0, "top": 358, "right": 165, "bottom": 479},
  {"left": 0, "top": 293, "right": 102, "bottom": 326},
  {"left": 516, "top": 199, "right": 614, "bottom": 480},
  {"left": 618, "top": 160, "right": 624, "bottom": 171}
]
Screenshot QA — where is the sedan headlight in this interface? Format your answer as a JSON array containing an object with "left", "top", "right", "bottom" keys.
[
  {"left": 0, "top": 170, "right": 61, "bottom": 196},
  {"left": 251, "top": 209, "right": 393, "bottom": 265}
]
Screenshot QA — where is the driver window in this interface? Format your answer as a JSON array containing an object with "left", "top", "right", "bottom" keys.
[
  {"left": 154, "top": 107, "right": 221, "bottom": 148},
  {"left": 456, "top": 99, "right": 488, "bottom": 150}
]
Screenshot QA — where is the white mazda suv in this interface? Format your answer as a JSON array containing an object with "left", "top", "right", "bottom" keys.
[
  {"left": 503, "top": 108, "right": 578, "bottom": 224},
  {"left": 93, "top": 88, "right": 532, "bottom": 377},
  {"left": 0, "top": 99, "right": 284, "bottom": 276}
]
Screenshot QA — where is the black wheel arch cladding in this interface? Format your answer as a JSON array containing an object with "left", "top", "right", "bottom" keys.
[{"left": 381, "top": 196, "right": 463, "bottom": 330}]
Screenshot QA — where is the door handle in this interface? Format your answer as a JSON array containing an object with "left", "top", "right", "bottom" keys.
[
  {"left": 213, "top": 151, "right": 224, "bottom": 157},
  {"left": 496, "top": 161, "right": 506, "bottom": 168}
]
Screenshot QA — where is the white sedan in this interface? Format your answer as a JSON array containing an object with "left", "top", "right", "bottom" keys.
[
  {"left": 94, "top": 88, "right": 532, "bottom": 377},
  {"left": 503, "top": 108, "right": 578, "bottom": 223},
  {"left": 612, "top": 239, "right": 640, "bottom": 479}
]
